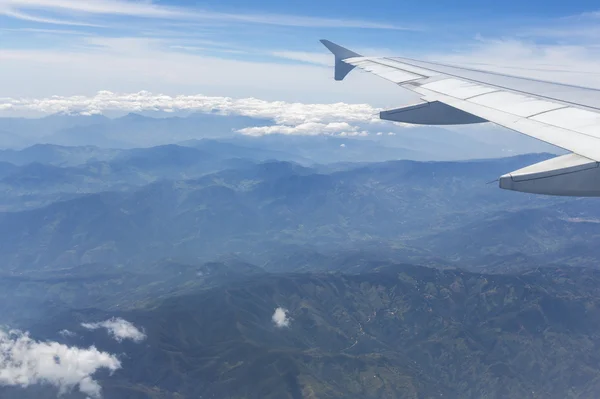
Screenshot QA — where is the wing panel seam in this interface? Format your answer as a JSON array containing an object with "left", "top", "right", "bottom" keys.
[
  {"left": 462, "top": 90, "right": 502, "bottom": 100},
  {"left": 509, "top": 164, "right": 599, "bottom": 183},
  {"left": 380, "top": 58, "right": 600, "bottom": 112},
  {"left": 526, "top": 106, "right": 570, "bottom": 119},
  {"left": 413, "top": 86, "right": 600, "bottom": 161}
]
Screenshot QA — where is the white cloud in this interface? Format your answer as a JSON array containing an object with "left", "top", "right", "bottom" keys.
[
  {"left": 271, "top": 51, "right": 333, "bottom": 66},
  {"left": 238, "top": 122, "right": 367, "bottom": 137},
  {"left": 432, "top": 37, "right": 600, "bottom": 89},
  {"left": 0, "top": 329, "right": 120, "bottom": 398},
  {"left": 81, "top": 318, "right": 146, "bottom": 343},
  {"left": 0, "top": 37, "right": 408, "bottom": 105},
  {"left": 0, "top": 90, "right": 374, "bottom": 122},
  {"left": 1, "top": 7, "right": 106, "bottom": 26},
  {"left": 58, "top": 329, "right": 76, "bottom": 338},
  {"left": 0, "top": 27, "right": 95, "bottom": 35},
  {"left": 0, "top": 91, "right": 392, "bottom": 136},
  {"left": 272, "top": 307, "right": 291, "bottom": 328},
  {"left": 1, "top": 0, "right": 412, "bottom": 30}
]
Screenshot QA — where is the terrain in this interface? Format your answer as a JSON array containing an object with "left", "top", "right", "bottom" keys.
[
  {"left": 8, "top": 263, "right": 600, "bottom": 399},
  {"left": 0, "top": 114, "right": 599, "bottom": 399}
]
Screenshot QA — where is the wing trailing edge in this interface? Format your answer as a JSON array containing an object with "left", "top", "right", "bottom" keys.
[{"left": 381, "top": 101, "right": 487, "bottom": 125}]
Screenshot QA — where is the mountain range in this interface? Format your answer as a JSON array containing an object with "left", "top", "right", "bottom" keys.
[
  {"left": 0, "top": 151, "right": 575, "bottom": 273},
  {"left": 0, "top": 120, "right": 596, "bottom": 399},
  {"left": 7, "top": 262, "right": 600, "bottom": 399}
]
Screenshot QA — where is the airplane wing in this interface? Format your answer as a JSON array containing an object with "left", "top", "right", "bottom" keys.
[{"left": 321, "top": 39, "right": 600, "bottom": 197}]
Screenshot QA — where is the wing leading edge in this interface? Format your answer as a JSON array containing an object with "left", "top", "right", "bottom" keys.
[{"left": 320, "top": 39, "right": 600, "bottom": 197}]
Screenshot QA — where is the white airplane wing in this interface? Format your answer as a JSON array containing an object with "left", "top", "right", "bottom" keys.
[{"left": 321, "top": 39, "right": 600, "bottom": 197}]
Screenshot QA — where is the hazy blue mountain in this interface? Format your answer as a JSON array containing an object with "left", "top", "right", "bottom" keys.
[
  {"left": 0, "top": 154, "right": 574, "bottom": 271},
  {"left": 217, "top": 127, "right": 545, "bottom": 163},
  {"left": 0, "top": 140, "right": 307, "bottom": 168},
  {"left": 413, "top": 198, "right": 600, "bottom": 268},
  {"left": 45, "top": 112, "right": 274, "bottom": 148},
  {"left": 0, "top": 113, "right": 273, "bottom": 149},
  {"left": 218, "top": 134, "right": 424, "bottom": 163},
  {"left": 0, "top": 129, "right": 33, "bottom": 148},
  {"left": 183, "top": 138, "right": 311, "bottom": 164},
  {"left": 0, "top": 114, "right": 110, "bottom": 148},
  {"left": 0, "top": 142, "right": 311, "bottom": 211},
  {"left": 0, "top": 143, "right": 121, "bottom": 166},
  {"left": 0, "top": 161, "right": 17, "bottom": 178},
  {"left": 0, "top": 112, "right": 548, "bottom": 161}
]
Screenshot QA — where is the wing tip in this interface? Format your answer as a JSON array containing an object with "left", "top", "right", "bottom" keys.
[
  {"left": 319, "top": 39, "right": 361, "bottom": 59},
  {"left": 320, "top": 39, "right": 361, "bottom": 81}
]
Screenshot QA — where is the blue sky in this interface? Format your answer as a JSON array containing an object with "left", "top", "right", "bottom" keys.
[
  {"left": 1, "top": 0, "right": 598, "bottom": 154},
  {"left": 1, "top": 0, "right": 600, "bottom": 103}
]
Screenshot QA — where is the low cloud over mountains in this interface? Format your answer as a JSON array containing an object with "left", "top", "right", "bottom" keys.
[{"left": 0, "top": 329, "right": 120, "bottom": 398}]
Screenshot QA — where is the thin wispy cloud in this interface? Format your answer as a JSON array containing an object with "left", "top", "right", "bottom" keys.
[
  {"left": 575, "top": 10, "right": 600, "bottom": 18},
  {"left": 1, "top": 7, "right": 105, "bottom": 27},
  {"left": 1, "top": 0, "right": 188, "bottom": 19},
  {"left": 1, "top": 1, "right": 599, "bottom": 109},
  {"left": 271, "top": 51, "right": 332, "bottom": 66},
  {"left": 1, "top": 27, "right": 94, "bottom": 35},
  {"left": 0, "top": 0, "right": 413, "bottom": 30},
  {"left": 432, "top": 37, "right": 600, "bottom": 88}
]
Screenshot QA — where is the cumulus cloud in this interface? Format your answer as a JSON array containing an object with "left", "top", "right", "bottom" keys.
[
  {"left": 238, "top": 122, "right": 368, "bottom": 137},
  {"left": 272, "top": 307, "right": 291, "bottom": 328},
  {"left": 0, "top": 329, "right": 120, "bottom": 398},
  {"left": 81, "top": 318, "right": 146, "bottom": 343},
  {"left": 0, "top": 91, "right": 381, "bottom": 123},
  {"left": 0, "top": 91, "right": 391, "bottom": 137}
]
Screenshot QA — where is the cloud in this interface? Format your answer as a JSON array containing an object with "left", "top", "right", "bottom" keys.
[
  {"left": 0, "top": 91, "right": 392, "bottom": 136},
  {"left": 81, "top": 318, "right": 146, "bottom": 343},
  {"left": 1, "top": 8, "right": 105, "bottom": 26},
  {"left": 0, "top": 36, "right": 408, "bottom": 104},
  {"left": 1, "top": 0, "right": 412, "bottom": 30},
  {"left": 432, "top": 37, "right": 600, "bottom": 89},
  {"left": 238, "top": 122, "right": 368, "bottom": 137},
  {"left": 271, "top": 51, "right": 333, "bottom": 66},
  {"left": 0, "top": 27, "right": 94, "bottom": 35},
  {"left": 58, "top": 329, "right": 76, "bottom": 338},
  {"left": 272, "top": 307, "right": 291, "bottom": 328},
  {"left": 0, "top": 328, "right": 120, "bottom": 398}
]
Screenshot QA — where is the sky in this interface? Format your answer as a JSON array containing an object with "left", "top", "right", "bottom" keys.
[
  {"left": 2, "top": 0, "right": 600, "bottom": 103},
  {"left": 1, "top": 0, "right": 600, "bottom": 150}
]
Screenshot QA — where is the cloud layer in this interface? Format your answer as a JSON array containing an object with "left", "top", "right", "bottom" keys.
[
  {"left": 0, "top": 329, "right": 120, "bottom": 398},
  {"left": 0, "top": 91, "right": 393, "bottom": 137},
  {"left": 81, "top": 318, "right": 146, "bottom": 343},
  {"left": 272, "top": 308, "right": 291, "bottom": 328}
]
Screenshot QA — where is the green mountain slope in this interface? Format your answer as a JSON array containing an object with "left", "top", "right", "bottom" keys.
[{"left": 19, "top": 264, "right": 600, "bottom": 399}]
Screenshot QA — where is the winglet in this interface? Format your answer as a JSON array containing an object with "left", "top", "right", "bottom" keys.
[{"left": 320, "top": 39, "right": 362, "bottom": 81}]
